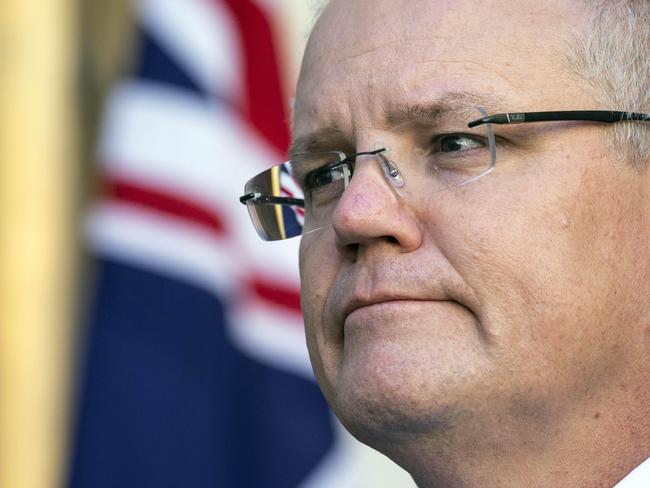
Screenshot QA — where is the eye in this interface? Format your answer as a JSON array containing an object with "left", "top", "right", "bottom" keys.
[
  {"left": 304, "top": 161, "right": 350, "bottom": 192},
  {"left": 422, "top": 132, "right": 490, "bottom": 173},
  {"left": 436, "top": 134, "right": 485, "bottom": 153}
]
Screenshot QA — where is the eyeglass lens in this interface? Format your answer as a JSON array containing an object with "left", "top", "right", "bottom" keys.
[{"left": 242, "top": 107, "right": 496, "bottom": 241}]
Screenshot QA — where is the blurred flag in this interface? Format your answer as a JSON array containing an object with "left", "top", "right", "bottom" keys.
[{"left": 69, "top": 0, "right": 353, "bottom": 486}]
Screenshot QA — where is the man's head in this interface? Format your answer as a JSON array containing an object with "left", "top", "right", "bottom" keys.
[{"left": 294, "top": 0, "right": 650, "bottom": 484}]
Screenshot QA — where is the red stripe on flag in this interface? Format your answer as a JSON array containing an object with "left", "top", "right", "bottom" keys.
[
  {"left": 104, "top": 177, "right": 227, "bottom": 236},
  {"left": 218, "top": 0, "right": 290, "bottom": 155},
  {"left": 250, "top": 277, "right": 302, "bottom": 314}
]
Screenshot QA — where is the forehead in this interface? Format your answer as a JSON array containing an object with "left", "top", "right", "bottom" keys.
[{"left": 293, "top": 0, "right": 589, "bottom": 139}]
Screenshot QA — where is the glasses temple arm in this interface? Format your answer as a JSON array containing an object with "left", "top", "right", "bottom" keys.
[
  {"left": 240, "top": 192, "right": 305, "bottom": 207},
  {"left": 468, "top": 110, "right": 650, "bottom": 128}
]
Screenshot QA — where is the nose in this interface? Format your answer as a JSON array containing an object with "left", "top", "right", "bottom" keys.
[{"left": 332, "top": 156, "right": 422, "bottom": 260}]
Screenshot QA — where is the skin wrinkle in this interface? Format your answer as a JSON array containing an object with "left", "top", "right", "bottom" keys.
[{"left": 339, "top": 36, "right": 505, "bottom": 62}]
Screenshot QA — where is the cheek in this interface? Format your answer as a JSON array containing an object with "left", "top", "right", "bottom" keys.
[
  {"left": 433, "top": 150, "right": 589, "bottom": 319},
  {"left": 562, "top": 164, "right": 650, "bottom": 337},
  {"left": 433, "top": 153, "right": 647, "bottom": 394},
  {"left": 299, "top": 239, "right": 325, "bottom": 342},
  {"left": 299, "top": 235, "right": 341, "bottom": 390},
  {"left": 299, "top": 235, "right": 337, "bottom": 321},
  {"left": 434, "top": 188, "right": 556, "bottom": 327}
]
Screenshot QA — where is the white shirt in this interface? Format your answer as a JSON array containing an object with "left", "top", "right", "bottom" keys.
[{"left": 613, "top": 457, "right": 650, "bottom": 487}]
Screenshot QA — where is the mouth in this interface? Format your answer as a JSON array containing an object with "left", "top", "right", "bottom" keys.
[
  {"left": 344, "top": 297, "right": 430, "bottom": 319},
  {"left": 327, "top": 276, "right": 477, "bottom": 341},
  {"left": 340, "top": 298, "right": 467, "bottom": 342},
  {"left": 341, "top": 297, "right": 452, "bottom": 332}
]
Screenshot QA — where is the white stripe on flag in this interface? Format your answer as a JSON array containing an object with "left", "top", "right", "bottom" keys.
[
  {"left": 87, "top": 201, "right": 238, "bottom": 297},
  {"left": 99, "top": 80, "right": 276, "bottom": 213}
]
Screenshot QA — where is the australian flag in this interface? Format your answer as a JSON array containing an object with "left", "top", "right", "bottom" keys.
[{"left": 69, "top": 0, "right": 355, "bottom": 486}]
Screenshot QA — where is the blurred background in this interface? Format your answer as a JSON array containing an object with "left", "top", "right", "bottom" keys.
[{"left": 0, "top": 0, "right": 416, "bottom": 486}]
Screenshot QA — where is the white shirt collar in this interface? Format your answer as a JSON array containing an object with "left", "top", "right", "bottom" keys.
[{"left": 613, "top": 457, "right": 650, "bottom": 487}]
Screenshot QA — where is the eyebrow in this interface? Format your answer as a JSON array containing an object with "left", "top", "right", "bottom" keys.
[
  {"left": 288, "top": 126, "right": 349, "bottom": 159},
  {"left": 289, "top": 91, "right": 504, "bottom": 158},
  {"left": 384, "top": 91, "right": 500, "bottom": 127}
]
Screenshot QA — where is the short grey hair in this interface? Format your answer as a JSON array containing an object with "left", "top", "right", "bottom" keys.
[{"left": 566, "top": 1, "right": 650, "bottom": 169}]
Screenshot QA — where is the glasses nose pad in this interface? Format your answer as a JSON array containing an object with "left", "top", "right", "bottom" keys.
[{"left": 377, "top": 150, "right": 405, "bottom": 189}]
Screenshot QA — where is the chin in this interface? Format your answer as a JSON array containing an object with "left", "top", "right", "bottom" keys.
[{"left": 329, "top": 354, "right": 462, "bottom": 447}]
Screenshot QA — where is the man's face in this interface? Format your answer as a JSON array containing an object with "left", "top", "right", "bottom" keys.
[{"left": 296, "top": 0, "right": 650, "bottom": 448}]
